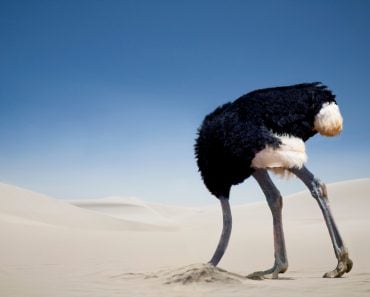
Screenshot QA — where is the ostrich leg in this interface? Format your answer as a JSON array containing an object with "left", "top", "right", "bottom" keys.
[
  {"left": 247, "top": 169, "right": 288, "bottom": 279},
  {"left": 290, "top": 165, "right": 353, "bottom": 278},
  {"left": 209, "top": 197, "right": 232, "bottom": 266}
]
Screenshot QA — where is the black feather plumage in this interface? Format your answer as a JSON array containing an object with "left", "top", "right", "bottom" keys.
[{"left": 194, "top": 82, "right": 337, "bottom": 198}]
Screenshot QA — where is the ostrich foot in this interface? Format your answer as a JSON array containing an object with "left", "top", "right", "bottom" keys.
[
  {"left": 247, "top": 262, "right": 288, "bottom": 280},
  {"left": 323, "top": 251, "right": 353, "bottom": 278}
]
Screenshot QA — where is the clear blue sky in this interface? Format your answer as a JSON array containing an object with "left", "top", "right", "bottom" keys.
[{"left": 0, "top": 0, "right": 369, "bottom": 205}]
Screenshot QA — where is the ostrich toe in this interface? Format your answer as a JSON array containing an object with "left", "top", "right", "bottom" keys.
[
  {"left": 247, "top": 262, "right": 288, "bottom": 280},
  {"left": 323, "top": 252, "right": 353, "bottom": 278}
]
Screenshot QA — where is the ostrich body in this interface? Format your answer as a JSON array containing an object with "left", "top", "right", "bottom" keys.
[{"left": 195, "top": 82, "right": 353, "bottom": 279}]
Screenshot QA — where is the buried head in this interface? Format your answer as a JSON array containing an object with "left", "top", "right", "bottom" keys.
[{"left": 314, "top": 102, "right": 343, "bottom": 136}]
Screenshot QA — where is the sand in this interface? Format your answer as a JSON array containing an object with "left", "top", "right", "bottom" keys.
[{"left": 0, "top": 179, "right": 369, "bottom": 297}]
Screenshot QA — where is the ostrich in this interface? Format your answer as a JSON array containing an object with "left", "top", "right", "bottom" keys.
[{"left": 195, "top": 82, "right": 353, "bottom": 279}]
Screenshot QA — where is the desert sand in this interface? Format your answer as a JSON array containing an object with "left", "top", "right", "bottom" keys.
[{"left": 0, "top": 179, "right": 369, "bottom": 297}]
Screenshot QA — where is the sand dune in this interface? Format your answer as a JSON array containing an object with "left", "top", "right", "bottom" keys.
[
  {"left": 69, "top": 196, "right": 197, "bottom": 226},
  {"left": 0, "top": 183, "right": 174, "bottom": 231},
  {"left": 0, "top": 179, "right": 369, "bottom": 297}
]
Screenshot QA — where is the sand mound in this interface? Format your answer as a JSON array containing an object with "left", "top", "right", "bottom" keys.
[{"left": 146, "top": 263, "right": 245, "bottom": 285}]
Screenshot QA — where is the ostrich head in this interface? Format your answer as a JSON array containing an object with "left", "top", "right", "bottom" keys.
[{"left": 311, "top": 85, "right": 343, "bottom": 136}]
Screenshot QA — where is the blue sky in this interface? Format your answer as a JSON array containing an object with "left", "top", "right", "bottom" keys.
[{"left": 0, "top": 0, "right": 369, "bottom": 205}]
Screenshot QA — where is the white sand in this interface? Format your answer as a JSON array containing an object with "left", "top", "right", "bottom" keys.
[{"left": 0, "top": 179, "right": 369, "bottom": 297}]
